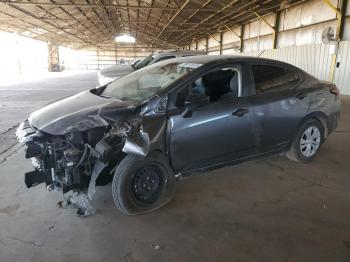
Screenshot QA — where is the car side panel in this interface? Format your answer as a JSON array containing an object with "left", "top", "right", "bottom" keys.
[
  {"left": 306, "top": 83, "right": 341, "bottom": 134},
  {"left": 249, "top": 87, "right": 312, "bottom": 152}
]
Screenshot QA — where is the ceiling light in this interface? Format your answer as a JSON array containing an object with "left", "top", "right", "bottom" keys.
[{"left": 115, "top": 35, "right": 136, "bottom": 43}]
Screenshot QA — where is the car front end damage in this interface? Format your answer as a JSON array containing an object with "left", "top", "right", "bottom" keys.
[{"left": 16, "top": 109, "right": 155, "bottom": 216}]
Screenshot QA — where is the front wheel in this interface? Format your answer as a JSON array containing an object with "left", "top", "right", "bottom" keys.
[
  {"left": 286, "top": 119, "right": 323, "bottom": 163},
  {"left": 112, "top": 152, "right": 176, "bottom": 215}
]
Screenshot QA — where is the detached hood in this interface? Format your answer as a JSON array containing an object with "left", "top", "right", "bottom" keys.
[{"left": 29, "top": 90, "right": 138, "bottom": 135}]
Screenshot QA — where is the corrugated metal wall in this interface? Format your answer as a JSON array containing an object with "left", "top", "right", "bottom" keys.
[
  {"left": 59, "top": 46, "right": 162, "bottom": 70},
  {"left": 243, "top": 44, "right": 333, "bottom": 82},
  {"left": 242, "top": 42, "right": 350, "bottom": 95},
  {"left": 334, "top": 41, "right": 350, "bottom": 95}
]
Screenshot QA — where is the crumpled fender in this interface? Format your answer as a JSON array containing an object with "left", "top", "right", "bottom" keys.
[{"left": 122, "top": 115, "right": 167, "bottom": 157}]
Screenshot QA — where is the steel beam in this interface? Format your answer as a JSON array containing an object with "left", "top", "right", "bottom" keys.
[
  {"left": 253, "top": 11, "right": 274, "bottom": 30},
  {"left": 155, "top": 0, "right": 190, "bottom": 40},
  {"left": 224, "top": 24, "right": 241, "bottom": 38},
  {"left": 207, "top": 33, "right": 221, "bottom": 44},
  {"left": 0, "top": 1, "right": 217, "bottom": 11}
]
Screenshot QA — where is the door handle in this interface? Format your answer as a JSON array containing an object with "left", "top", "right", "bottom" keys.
[
  {"left": 295, "top": 92, "right": 307, "bottom": 100},
  {"left": 232, "top": 108, "right": 249, "bottom": 117}
]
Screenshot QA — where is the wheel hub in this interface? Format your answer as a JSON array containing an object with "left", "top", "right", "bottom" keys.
[
  {"left": 131, "top": 165, "right": 164, "bottom": 203},
  {"left": 300, "top": 126, "right": 321, "bottom": 157}
]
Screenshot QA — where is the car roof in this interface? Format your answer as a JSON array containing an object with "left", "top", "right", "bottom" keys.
[
  {"left": 162, "top": 55, "right": 295, "bottom": 67},
  {"left": 153, "top": 50, "right": 205, "bottom": 58}
]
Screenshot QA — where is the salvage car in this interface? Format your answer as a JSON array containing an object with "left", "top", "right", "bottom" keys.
[
  {"left": 97, "top": 50, "right": 205, "bottom": 86},
  {"left": 16, "top": 56, "right": 340, "bottom": 216}
]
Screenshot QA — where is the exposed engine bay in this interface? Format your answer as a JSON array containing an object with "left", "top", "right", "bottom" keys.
[{"left": 16, "top": 115, "right": 151, "bottom": 216}]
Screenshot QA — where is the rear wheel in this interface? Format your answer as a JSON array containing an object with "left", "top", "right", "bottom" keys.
[
  {"left": 286, "top": 119, "right": 323, "bottom": 163},
  {"left": 112, "top": 152, "right": 175, "bottom": 215}
]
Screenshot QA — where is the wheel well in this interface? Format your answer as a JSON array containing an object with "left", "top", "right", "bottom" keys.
[{"left": 300, "top": 112, "right": 329, "bottom": 139}]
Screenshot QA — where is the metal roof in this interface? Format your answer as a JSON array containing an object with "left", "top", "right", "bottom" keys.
[{"left": 0, "top": 0, "right": 303, "bottom": 50}]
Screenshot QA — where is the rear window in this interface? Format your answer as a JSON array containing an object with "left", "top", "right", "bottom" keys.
[{"left": 252, "top": 64, "right": 300, "bottom": 94}]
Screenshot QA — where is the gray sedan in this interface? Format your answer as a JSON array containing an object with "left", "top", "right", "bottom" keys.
[{"left": 17, "top": 55, "right": 341, "bottom": 216}]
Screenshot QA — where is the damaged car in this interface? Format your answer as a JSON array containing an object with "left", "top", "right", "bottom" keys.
[{"left": 16, "top": 56, "right": 341, "bottom": 216}]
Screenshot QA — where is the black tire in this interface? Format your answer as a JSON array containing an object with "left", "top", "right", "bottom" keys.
[
  {"left": 112, "top": 152, "right": 176, "bottom": 215},
  {"left": 286, "top": 118, "right": 324, "bottom": 163}
]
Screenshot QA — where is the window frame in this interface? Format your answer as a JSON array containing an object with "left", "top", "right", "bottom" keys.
[
  {"left": 166, "top": 62, "right": 244, "bottom": 111},
  {"left": 248, "top": 62, "right": 303, "bottom": 96}
]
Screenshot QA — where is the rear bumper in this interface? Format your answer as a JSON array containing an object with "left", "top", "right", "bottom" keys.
[
  {"left": 328, "top": 97, "right": 341, "bottom": 134},
  {"left": 328, "top": 111, "right": 340, "bottom": 134}
]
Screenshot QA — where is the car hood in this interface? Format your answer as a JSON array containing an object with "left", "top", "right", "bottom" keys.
[
  {"left": 29, "top": 90, "right": 138, "bottom": 135},
  {"left": 100, "top": 65, "right": 134, "bottom": 77}
]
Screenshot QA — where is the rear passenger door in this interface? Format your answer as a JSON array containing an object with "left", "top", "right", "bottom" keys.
[{"left": 248, "top": 63, "right": 310, "bottom": 152}]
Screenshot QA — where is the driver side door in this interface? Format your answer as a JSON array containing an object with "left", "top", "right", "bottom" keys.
[{"left": 167, "top": 63, "right": 256, "bottom": 173}]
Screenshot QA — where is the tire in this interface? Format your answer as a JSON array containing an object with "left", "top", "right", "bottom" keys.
[
  {"left": 112, "top": 152, "right": 176, "bottom": 215},
  {"left": 286, "top": 118, "right": 324, "bottom": 163}
]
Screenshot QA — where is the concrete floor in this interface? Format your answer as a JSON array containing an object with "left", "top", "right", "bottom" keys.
[{"left": 0, "top": 72, "right": 349, "bottom": 262}]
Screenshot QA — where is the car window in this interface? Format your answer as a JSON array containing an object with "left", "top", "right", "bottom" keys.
[
  {"left": 252, "top": 64, "right": 300, "bottom": 94},
  {"left": 191, "top": 67, "right": 241, "bottom": 103},
  {"left": 169, "top": 66, "right": 241, "bottom": 109},
  {"left": 154, "top": 56, "right": 176, "bottom": 63},
  {"left": 102, "top": 61, "right": 196, "bottom": 102}
]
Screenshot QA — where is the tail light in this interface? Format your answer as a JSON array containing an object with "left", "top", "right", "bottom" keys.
[{"left": 330, "top": 85, "right": 340, "bottom": 96}]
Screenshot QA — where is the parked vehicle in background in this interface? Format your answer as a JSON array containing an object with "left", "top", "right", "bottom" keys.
[
  {"left": 97, "top": 50, "right": 205, "bottom": 86},
  {"left": 97, "top": 64, "right": 133, "bottom": 86},
  {"left": 17, "top": 56, "right": 340, "bottom": 217},
  {"left": 131, "top": 59, "right": 141, "bottom": 68}
]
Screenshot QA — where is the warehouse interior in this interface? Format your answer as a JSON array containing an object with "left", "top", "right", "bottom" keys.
[{"left": 0, "top": 0, "right": 350, "bottom": 261}]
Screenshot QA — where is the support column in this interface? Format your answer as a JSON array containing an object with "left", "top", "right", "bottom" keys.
[
  {"left": 273, "top": 11, "right": 280, "bottom": 49},
  {"left": 205, "top": 37, "right": 209, "bottom": 54},
  {"left": 114, "top": 42, "right": 118, "bottom": 64},
  {"left": 323, "top": 0, "right": 348, "bottom": 81},
  {"left": 97, "top": 47, "right": 100, "bottom": 69},
  {"left": 219, "top": 32, "right": 223, "bottom": 55},
  {"left": 224, "top": 24, "right": 243, "bottom": 53},
  {"left": 48, "top": 43, "right": 60, "bottom": 72},
  {"left": 240, "top": 25, "right": 244, "bottom": 53}
]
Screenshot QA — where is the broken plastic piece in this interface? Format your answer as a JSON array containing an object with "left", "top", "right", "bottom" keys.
[
  {"left": 63, "top": 192, "right": 96, "bottom": 217},
  {"left": 87, "top": 160, "right": 108, "bottom": 200}
]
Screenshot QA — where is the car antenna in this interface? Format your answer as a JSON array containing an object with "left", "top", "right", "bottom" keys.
[{"left": 257, "top": 50, "right": 265, "bottom": 58}]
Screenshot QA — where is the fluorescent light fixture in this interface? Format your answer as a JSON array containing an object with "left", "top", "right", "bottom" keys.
[{"left": 115, "top": 34, "right": 136, "bottom": 43}]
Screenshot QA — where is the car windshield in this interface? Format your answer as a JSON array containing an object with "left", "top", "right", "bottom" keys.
[
  {"left": 135, "top": 54, "right": 154, "bottom": 69},
  {"left": 102, "top": 61, "right": 198, "bottom": 102}
]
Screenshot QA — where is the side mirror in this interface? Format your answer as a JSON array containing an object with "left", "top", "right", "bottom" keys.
[{"left": 182, "top": 94, "right": 209, "bottom": 118}]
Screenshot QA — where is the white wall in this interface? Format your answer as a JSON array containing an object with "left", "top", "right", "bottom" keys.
[
  {"left": 0, "top": 31, "right": 48, "bottom": 75},
  {"left": 59, "top": 45, "right": 162, "bottom": 70}
]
